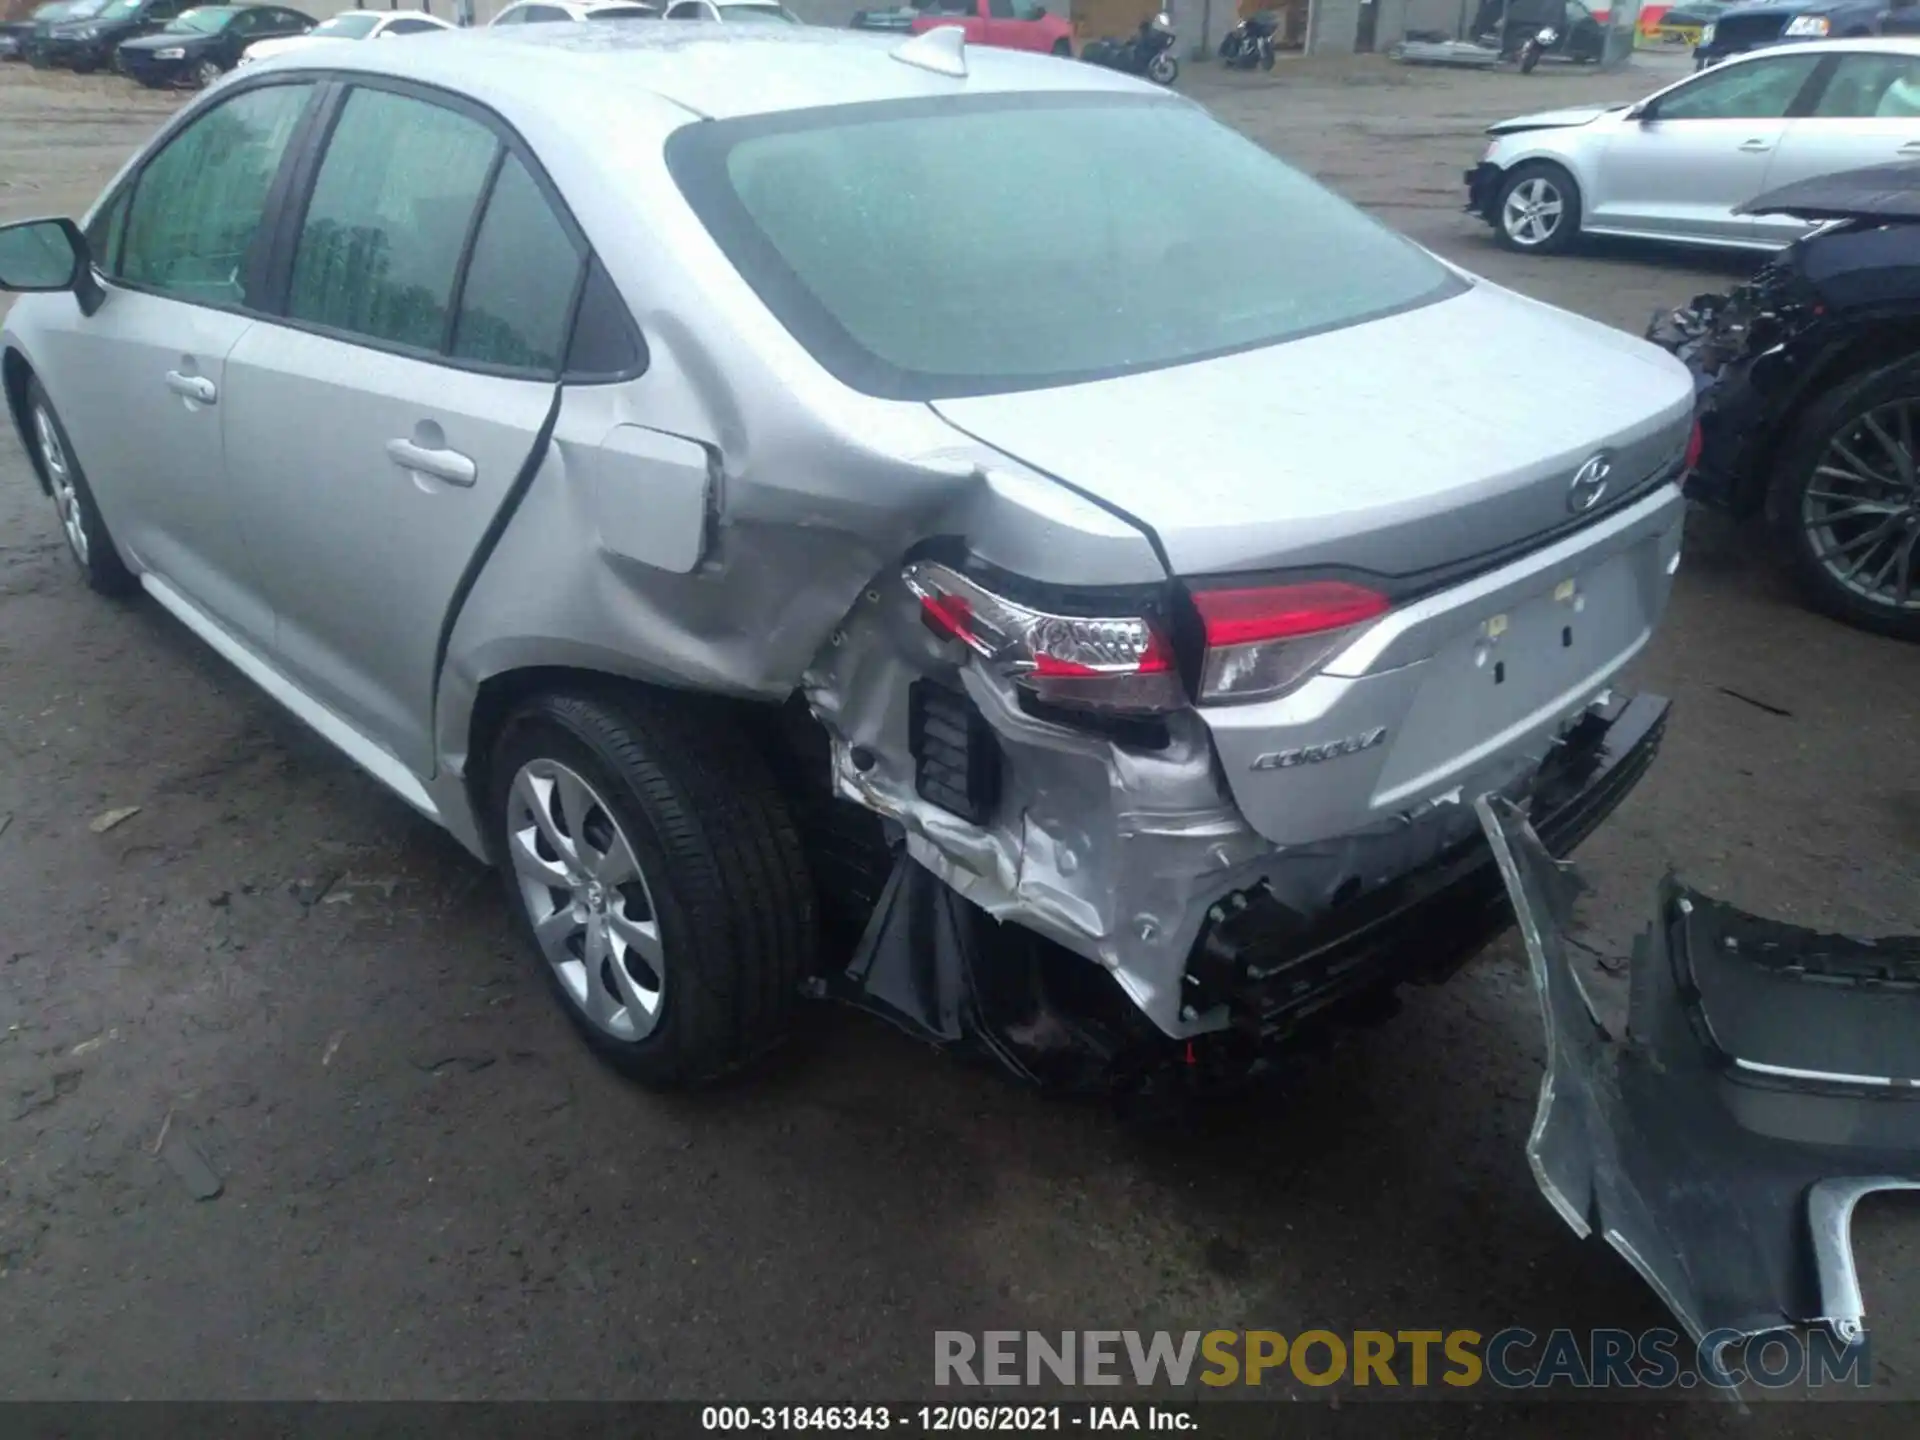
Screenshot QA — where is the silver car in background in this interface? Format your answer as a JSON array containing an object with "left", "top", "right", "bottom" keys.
[
  {"left": 1468, "top": 37, "right": 1920, "bottom": 253},
  {"left": 0, "top": 26, "right": 1691, "bottom": 1097}
]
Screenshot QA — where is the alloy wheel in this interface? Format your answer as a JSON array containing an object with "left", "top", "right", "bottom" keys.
[
  {"left": 1802, "top": 399, "right": 1920, "bottom": 613},
  {"left": 505, "top": 758, "right": 665, "bottom": 1040},
  {"left": 1502, "top": 176, "right": 1564, "bottom": 247},
  {"left": 33, "top": 403, "right": 89, "bottom": 568},
  {"left": 194, "top": 59, "right": 221, "bottom": 87}
]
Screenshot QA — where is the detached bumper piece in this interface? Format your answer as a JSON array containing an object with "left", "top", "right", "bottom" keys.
[
  {"left": 1465, "top": 161, "right": 1502, "bottom": 219},
  {"left": 1479, "top": 794, "right": 1920, "bottom": 1355}
]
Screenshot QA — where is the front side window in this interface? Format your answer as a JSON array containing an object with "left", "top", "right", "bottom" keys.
[
  {"left": 118, "top": 81, "right": 312, "bottom": 305},
  {"left": 1654, "top": 53, "right": 1822, "bottom": 120},
  {"left": 450, "top": 152, "right": 583, "bottom": 372},
  {"left": 668, "top": 94, "right": 1461, "bottom": 400},
  {"left": 1810, "top": 54, "right": 1920, "bottom": 118},
  {"left": 285, "top": 86, "right": 498, "bottom": 351}
]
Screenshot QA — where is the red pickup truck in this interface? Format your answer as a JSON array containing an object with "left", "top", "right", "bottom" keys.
[{"left": 907, "top": 0, "right": 1077, "bottom": 53}]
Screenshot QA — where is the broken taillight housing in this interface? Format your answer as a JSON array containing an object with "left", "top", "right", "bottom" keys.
[
  {"left": 1191, "top": 581, "right": 1390, "bottom": 704},
  {"left": 1683, "top": 419, "right": 1703, "bottom": 474},
  {"left": 901, "top": 560, "right": 1185, "bottom": 714}
]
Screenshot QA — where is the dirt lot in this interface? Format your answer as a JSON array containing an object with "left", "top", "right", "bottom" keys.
[{"left": 2, "top": 50, "right": 1919, "bottom": 1420}]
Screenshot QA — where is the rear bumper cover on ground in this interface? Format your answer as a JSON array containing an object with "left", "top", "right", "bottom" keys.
[{"left": 1480, "top": 793, "right": 1920, "bottom": 1354}]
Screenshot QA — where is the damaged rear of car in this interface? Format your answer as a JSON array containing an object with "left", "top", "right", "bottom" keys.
[
  {"left": 1649, "top": 160, "right": 1920, "bottom": 638},
  {"left": 665, "top": 77, "right": 1697, "bottom": 1092}
]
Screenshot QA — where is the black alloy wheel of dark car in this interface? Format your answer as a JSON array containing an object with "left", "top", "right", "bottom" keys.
[
  {"left": 1494, "top": 159, "right": 1580, "bottom": 254},
  {"left": 25, "top": 377, "right": 137, "bottom": 598},
  {"left": 1770, "top": 356, "right": 1920, "bottom": 640},
  {"left": 487, "top": 688, "right": 817, "bottom": 1087}
]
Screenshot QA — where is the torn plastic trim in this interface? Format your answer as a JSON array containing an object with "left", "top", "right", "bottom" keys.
[{"left": 1478, "top": 793, "right": 1920, "bottom": 1358}]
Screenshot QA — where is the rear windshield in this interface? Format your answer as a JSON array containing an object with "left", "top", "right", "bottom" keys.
[{"left": 665, "top": 93, "right": 1462, "bottom": 400}]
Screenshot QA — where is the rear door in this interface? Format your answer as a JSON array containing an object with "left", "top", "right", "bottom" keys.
[
  {"left": 1587, "top": 50, "right": 1824, "bottom": 243},
  {"left": 220, "top": 80, "right": 581, "bottom": 774},
  {"left": 27, "top": 77, "right": 317, "bottom": 651},
  {"left": 1758, "top": 51, "right": 1920, "bottom": 244}
]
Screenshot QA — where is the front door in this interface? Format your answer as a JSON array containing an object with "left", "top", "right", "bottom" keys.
[
  {"left": 25, "top": 79, "right": 316, "bottom": 650},
  {"left": 1588, "top": 51, "right": 1824, "bottom": 244},
  {"left": 1757, "top": 52, "right": 1920, "bottom": 245},
  {"left": 221, "top": 82, "right": 581, "bottom": 774}
]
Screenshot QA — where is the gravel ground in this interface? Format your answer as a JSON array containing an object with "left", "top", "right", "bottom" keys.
[{"left": 1, "top": 48, "right": 1918, "bottom": 1421}]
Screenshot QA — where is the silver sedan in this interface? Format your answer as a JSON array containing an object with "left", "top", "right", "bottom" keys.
[{"left": 1468, "top": 37, "right": 1920, "bottom": 253}]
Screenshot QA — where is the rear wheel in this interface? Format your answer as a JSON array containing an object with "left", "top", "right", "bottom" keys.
[
  {"left": 26, "top": 378, "right": 136, "bottom": 598},
  {"left": 489, "top": 689, "right": 818, "bottom": 1086},
  {"left": 1050, "top": 37, "right": 1070, "bottom": 55},
  {"left": 1769, "top": 357, "right": 1920, "bottom": 640},
  {"left": 1494, "top": 160, "right": 1580, "bottom": 254}
]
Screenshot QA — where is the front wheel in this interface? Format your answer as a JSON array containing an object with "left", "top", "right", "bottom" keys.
[
  {"left": 1050, "top": 37, "right": 1071, "bottom": 55},
  {"left": 1518, "top": 38, "right": 1542, "bottom": 72},
  {"left": 489, "top": 689, "right": 818, "bottom": 1086},
  {"left": 1493, "top": 160, "right": 1580, "bottom": 254},
  {"left": 1259, "top": 39, "right": 1275, "bottom": 70},
  {"left": 1768, "top": 358, "right": 1920, "bottom": 640},
  {"left": 192, "top": 58, "right": 221, "bottom": 87},
  {"left": 1147, "top": 51, "right": 1177, "bottom": 83}
]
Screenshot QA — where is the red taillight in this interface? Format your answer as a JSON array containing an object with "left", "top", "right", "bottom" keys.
[
  {"left": 1193, "top": 582, "right": 1392, "bottom": 645},
  {"left": 1192, "top": 581, "right": 1390, "bottom": 704},
  {"left": 903, "top": 561, "right": 1184, "bottom": 713},
  {"left": 1683, "top": 419, "right": 1704, "bottom": 474}
]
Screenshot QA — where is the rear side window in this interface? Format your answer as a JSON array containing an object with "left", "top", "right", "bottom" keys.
[
  {"left": 1810, "top": 54, "right": 1920, "bottom": 118},
  {"left": 451, "top": 152, "right": 583, "bottom": 372},
  {"left": 285, "top": 86, "right": 498, "bottom": 351},
  {"left": 119, "top": 81, "right": 312, "bottom": 306}
]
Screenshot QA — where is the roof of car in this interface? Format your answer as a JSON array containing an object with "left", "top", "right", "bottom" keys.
[{"left": 250, "top": 24, "right": 1153, "bottom": 119}]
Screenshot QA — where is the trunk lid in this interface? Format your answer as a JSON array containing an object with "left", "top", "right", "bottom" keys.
[{"left": 932, "top": 280, "right": 1694, "bottom": 585}]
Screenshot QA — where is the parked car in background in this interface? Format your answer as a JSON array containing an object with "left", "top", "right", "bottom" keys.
[
  {"left": 1643, "top": 0, "right": 1735, "bottom": 45},
  {"left": 39, "top": 0, "right": 184, "bottom": 71},
  {"left": 1693, "top": 0, "right": 1886, "bottom": 67},
  {"left": 854, "top": 0, "right": 1072, "bottom": 53},
  {"left": 21, "top": 0, "right": 105, "bottom": 62},
  {"left": 116, "top": 3, "right": 311, "bottom": 84},
  {"left": 1650, "top": 160, "right": 1920, "bottom": 637},
  {"left": 1468, "top": 38, "right": 1920, "bottom": 252},
  {"left": 0, "top": 26, "right": 1689, "bottom": 1099},
  {"left": 489, "top": 0, "right": 659, "bottom": 23},
  {"left": 0, "top": 0, "right": 72, "bottom": 58},
  {"left": 240, "top": 6, "right": 447, "bottom": 63},
  {"left": 662, "top": 0, "right": 799, "bottom": 20}
]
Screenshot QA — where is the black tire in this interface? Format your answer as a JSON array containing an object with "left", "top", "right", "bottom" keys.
[
  {"left": 1147, "top": 52, "right": 1177, "bottom": 84},
  {"left": 25, "top": 378, "right": 137, "bottom": 598},
  {"left": 1492, "top": 160, "right": 1581, "bottom": 255},
  {"left": 489, "top": 688, "right": 818, "bottom": 1087},
  {"left": 192, "top": 58, "right": 221, "bottom": 88},
  {"left": 1050, "top": 37, "right": 1070, "bottom": 55},
  {"left": 1766, "top": 356, "right": 1920, "bottom": 641},
  {"left": 1260, "top": 41, "right": 1275, "bottom": 70},
  {"left": 1519, "top": 40, "right": 1541, "bottom": 72}
]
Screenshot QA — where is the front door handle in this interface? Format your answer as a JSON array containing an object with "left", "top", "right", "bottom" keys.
[
  {"left": 1900, "top": 139, "right": 1920, "bottom": 155},
  {"left": 1737, "top": 137, "right": 1773, "bottom": 153},
  {"left": 164, "top": 370, "right": 217, "bottom": 404},
  {"left": 386, "top": 437, "right": 477, "bottom": 488}
]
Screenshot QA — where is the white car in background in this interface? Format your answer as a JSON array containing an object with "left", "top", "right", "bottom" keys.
[
  {"left": 661, "top": 0, "right": 800, "bottom": 20},
  {"left": 1466, "top": 36, "right": 1920, "bottom": 253},
  {"left": 489, "top": 0, "right": 659, "bottom": 23},
  {"left": 240, "top": 7, "right": 449, "bottom": 62}
]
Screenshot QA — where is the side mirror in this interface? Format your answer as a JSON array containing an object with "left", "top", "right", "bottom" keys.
[
  {"left": 1625, "top": 100, "right": 1650, "bottom": 120},
  {"left": 0, "top": 218, "right": 101, "bottom": 314}
]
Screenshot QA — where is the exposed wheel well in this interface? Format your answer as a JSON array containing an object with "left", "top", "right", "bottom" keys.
[{"left": 1, "top": 347, "right": 49, "bottom": 496}]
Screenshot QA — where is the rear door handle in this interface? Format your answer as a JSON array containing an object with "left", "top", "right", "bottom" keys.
[
  {"left": 1737, "top": 138, "right": 1773, "bottom": 153},
  {"left": 386, "top": 437, "right": 477, "bottom": 488},
  {"left": 164, "top": 370, "right": 217, "bottom": 404}
]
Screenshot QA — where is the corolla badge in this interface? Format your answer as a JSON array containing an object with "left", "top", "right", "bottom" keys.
[
  {"left": 1568, "top": 453, "right": 1612, "bottom": 514},
  {"left": 1250, "top": 727, "right": 1388, "bottom": 771}
]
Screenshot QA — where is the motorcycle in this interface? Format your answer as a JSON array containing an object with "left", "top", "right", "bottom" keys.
[
  {"left": 1218, "top": 9, "right": 1277, "bottom": 69},
  {"left": 1081, "top": 11, "right": 1178, "bottom": 84}
]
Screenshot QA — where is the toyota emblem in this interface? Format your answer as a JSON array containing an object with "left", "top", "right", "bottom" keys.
[{"left": 1568, "top": 453, "right": 1612, "bottom": 514}]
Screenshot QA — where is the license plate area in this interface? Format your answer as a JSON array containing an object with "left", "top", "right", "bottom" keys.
[{"left": 1369, "top": 540, "right": 1659, "bottom": 809}]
